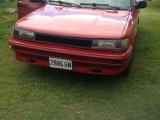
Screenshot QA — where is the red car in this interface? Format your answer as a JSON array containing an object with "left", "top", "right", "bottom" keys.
[{"left": 9, "top": 0, "right": 147, "bottom": 75}]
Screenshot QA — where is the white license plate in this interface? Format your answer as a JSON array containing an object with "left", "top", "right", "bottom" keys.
[{"left": 49, "top": 57, "right": 72, "bottom": 70}]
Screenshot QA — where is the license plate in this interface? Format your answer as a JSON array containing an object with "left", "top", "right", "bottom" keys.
[{"left": 49, "top": 57, "right": 72, "bottom": 70}]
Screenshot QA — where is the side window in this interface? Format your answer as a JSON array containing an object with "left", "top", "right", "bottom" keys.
[{"left": 18, "top": 0, "right": 46, "bottom": 19}]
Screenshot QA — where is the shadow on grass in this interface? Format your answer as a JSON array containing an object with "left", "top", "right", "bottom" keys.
[
  {"left": 18, "top": 64, "right": 132, "bottom": 91},
  {"left": 15, "top": 64, "right": 136, "bottom": 104}
]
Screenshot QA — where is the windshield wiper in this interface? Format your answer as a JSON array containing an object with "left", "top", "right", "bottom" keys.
[
  {"left": 49, "top": 0, "right": 83, "bottom": 8},
  {"left": 80, "top": 3, "right": 121, "bottom": 10}
]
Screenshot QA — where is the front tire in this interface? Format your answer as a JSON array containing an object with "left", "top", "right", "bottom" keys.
[{"left": 121, "top": 51, "right": 134, "bottom": 75}]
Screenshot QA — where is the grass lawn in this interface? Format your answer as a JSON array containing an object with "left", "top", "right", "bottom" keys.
[{"left": 0, "top": 1, "right": 160, "bottom": 120}]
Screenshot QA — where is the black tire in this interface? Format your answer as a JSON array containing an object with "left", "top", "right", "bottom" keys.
[{"left": 121, "top": 51, "right": 134, "bottom": 75}]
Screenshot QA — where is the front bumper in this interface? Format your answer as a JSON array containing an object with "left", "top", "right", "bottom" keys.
[{"left": 9, "top": 37, "right": 133, "bottom": 75}]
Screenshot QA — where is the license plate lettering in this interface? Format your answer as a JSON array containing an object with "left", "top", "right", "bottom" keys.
[
  {"left": 64, "top": 61, "right": 72, "bottom": 68},
  {"left": 49, "top": 58, "right": 72, "bottom": 70}
]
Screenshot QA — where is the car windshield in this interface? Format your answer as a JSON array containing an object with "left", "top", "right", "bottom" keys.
[{"left": 49, "top": 0, "right": 131, "bottom": 10}]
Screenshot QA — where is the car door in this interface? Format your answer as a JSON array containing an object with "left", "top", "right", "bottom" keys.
[{"left": 17, "top": 0, "right": 46, "bottom": 19}]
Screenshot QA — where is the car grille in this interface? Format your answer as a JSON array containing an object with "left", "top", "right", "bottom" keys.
[{"left": 35, "top": 34, "right": 93, "bottom": 48}]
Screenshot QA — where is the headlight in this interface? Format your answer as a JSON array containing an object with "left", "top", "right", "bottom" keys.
[
  {"left": 13, "top": 27, "right": 35, "bottom": 40},
  {"left": 92, "top": 38, "right": 130, "bottom": 50}
]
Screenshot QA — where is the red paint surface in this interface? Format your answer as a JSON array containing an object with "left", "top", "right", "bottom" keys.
[{"left": 9, "top": 1, "right": 140, "bottom": 75}]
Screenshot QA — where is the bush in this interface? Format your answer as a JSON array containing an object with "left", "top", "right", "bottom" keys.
[{"left": 153, "top": 0, "right": 160, "bottom": 6}]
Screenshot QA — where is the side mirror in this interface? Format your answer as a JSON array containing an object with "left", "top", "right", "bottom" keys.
[
  {"left": 30, "top": 0, "right": 46, "bottom": 3},
  {"left": 135, "top": 0, "right": 147, "bottom": 9}
]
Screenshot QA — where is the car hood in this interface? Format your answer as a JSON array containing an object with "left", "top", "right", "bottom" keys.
[{"left": 16, "top": 5, "right": 130, "bottom": 39}]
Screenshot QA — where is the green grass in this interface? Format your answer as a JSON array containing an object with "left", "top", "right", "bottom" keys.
[
  {"left": 0, "top": 2, "right": 160, "bottom": 120},
  {"left": 0, "top": 2, "right": 16, "bottom": 22}
]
